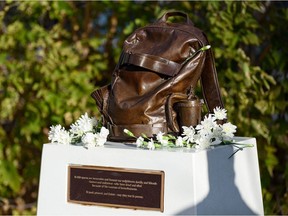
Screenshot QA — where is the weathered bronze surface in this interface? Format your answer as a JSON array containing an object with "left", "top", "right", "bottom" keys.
[{"left": 91, "top": 11, "right": 224, "bottom": 141}]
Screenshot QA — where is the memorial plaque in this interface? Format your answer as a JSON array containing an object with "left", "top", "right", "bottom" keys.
[{"left": 67, "top": 165, "right": 165, "bottom": 212}]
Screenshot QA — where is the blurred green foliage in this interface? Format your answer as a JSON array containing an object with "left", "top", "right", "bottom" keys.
[{"left": 0, "top": 1, "right": 287, "bottom": 214}]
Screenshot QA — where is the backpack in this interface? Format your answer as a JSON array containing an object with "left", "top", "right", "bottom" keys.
[{"left": 91, "top": 11, "right": 224, "bottom": 141}]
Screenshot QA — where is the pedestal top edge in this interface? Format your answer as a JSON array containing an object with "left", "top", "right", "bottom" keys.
[{"left": 42, "top": 137, "right": 256, "bottom": 154}]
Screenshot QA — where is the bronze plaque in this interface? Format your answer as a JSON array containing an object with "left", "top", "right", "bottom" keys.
[{"left": 67, "top": 165, "right": 165, "bottom": 212}]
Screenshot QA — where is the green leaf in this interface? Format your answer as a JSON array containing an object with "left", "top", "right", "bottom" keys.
[
  {"left": 254, "top": 100, "right": 268, "bottom": 114},
  {"left": 0, "top": 160, "right": 21, "bottom": 192},
  {"left": 264, "top": 145, "right": 279, "bottom": 176}
]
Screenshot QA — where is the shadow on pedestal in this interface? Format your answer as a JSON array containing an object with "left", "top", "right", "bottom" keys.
[{"left": 177, "top": 146, "right": 257, "bottom": 215}]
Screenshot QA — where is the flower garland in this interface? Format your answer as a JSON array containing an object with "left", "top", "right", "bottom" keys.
[
  {"left": 47, "top": 108, "right": 253, "bottom": 157},
  {"left": 124, "top": 107, "right": 253, "bottom": 157},
  {"left": 48, "top": 113, "right": 109, "bottom": 148}
]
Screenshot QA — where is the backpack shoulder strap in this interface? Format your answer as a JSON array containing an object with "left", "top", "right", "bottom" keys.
[{"left": 200, "top": 40, "right": 225, "bottom": 112}]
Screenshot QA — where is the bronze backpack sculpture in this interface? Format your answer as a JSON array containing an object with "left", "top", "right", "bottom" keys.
[{"left": 91, "top": 11, "right": 224, "bottom": 141}]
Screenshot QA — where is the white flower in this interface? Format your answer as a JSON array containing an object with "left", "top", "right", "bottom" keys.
[
  {"left": 82, "top": 132, "right": 97, "bottom": 148},
  {"left": 136, "top": 136, "right": 144, "bottom": 147},
  {"left": 156, "top": 131, "right": 164, "bottom": 142},
  {"left": 47, "top": 113, "right": 110, "bottom": 148},
  {"left": 95, "top": 127, "right": 109, "bottom": 146},
  {"left": 48, "top": 124, "right": 71, "bottom": 145},
  {"left": 212, "top": 124, "right": 222, "bottom": 142},
  {"left": 195, "top": 114, "right": 217, "bottom": 137},
  {"left": 147, "top": 138, "right": 155, "bottom": 150},
  {"left": 95, "top": 135, "right": 107, "bottom": 146},
  {"left": 213, "top": 107, "right": 227, "bottom": 120},
  {"left": 195, "top": 136, "right": 211, "bottom": 150},
  {"left": 182, "top": 126, "right": 196, "bottom": 144},
  {"left": 221, "top": 122, "right": 237, "bottom": 140},
  {"left": 156, "top": 131, "right": 168, "bottom": 146},
  {"left": 175, "top": 136, "right": 184, "bottom": 147},
  {"left": 81, "top": 127, "right": 109, "bottom": 148},
  {"left": 48, "top": 125, "right": 61, "bottom": 143},
  {"left": 99, "top": 127, "right": 109, "bottom": 138},
  {"left": 69, "top": 113, "right": 97, "bottom": 139}
]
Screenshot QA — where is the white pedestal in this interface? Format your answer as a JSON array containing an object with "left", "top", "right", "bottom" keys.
[{"left": 37, "top": 137, "right": 264, "bottom": 215}]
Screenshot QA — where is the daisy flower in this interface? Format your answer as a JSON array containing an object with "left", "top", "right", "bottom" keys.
[{"left": 213, "top": 107, "right": 227, "bottom": 120}]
